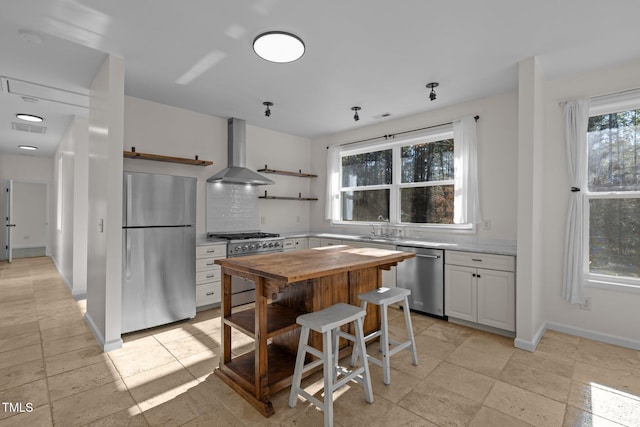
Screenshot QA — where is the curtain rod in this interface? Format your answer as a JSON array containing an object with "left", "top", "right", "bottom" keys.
[
  {"left": 559, "top": 87, "right": 640, "bottom": 107},
  {"left": 328, "top": 115, "right": 479, "bottom": 149}
]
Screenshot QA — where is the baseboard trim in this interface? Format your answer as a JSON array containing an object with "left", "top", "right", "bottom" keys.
[
  {"left": 546, "top": 321, "right": 640, "bottom": 351},
  {"left": 84, "top": 312, "right": 123, "bottom": 352},
  {"left": 514, "top": 321, "right": 547, "bottom": 352}
]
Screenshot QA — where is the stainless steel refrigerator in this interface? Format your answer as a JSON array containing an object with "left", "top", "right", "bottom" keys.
[{"left": 121, "top": 172, "right": 196, "bottom": 334}]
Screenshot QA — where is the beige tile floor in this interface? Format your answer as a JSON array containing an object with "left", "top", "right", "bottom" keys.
[{"left": 1, "top": 257, "right": 640, "bottom": 426}]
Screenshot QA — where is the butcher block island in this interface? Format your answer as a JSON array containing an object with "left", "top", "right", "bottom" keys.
[{"left": 214, "top": 245, "right": 416, "bottom": 417}]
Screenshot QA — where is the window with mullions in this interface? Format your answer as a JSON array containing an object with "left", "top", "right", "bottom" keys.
[
  {"left": 339, "top": 132, "right": 456, "bottom": 225},
  {"left": 586, "top": 108, "right": 640, "bottom": 281},
  {"left": 400, "top": 138, "right": 454, "bottom": 224}
]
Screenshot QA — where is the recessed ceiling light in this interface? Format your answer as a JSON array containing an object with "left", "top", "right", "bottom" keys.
[
  {"left": 253, "top": 31, "right": 305, "bottom": 63},
  {"left": 16, "top": 113, "right": 43, "bottom": 122},
  {"left": 19, "top": 145, "right": 38, "bottom": 151}
]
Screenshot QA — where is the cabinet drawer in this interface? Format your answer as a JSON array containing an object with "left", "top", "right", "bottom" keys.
[
  {"left": 446, "top": 251, "right": 515, "bottom": 272},
  {"left": 196, "top": 267, "right": 221, "bottom": 284},
  {"left": 196, "top": 258, "right": 218, "bottom": 271},
  {"left": 196, "top": 244, "right": 226, "bottom": 259},
  {"left": 196, "top": 282, "right": 220, "bottom": 306}
]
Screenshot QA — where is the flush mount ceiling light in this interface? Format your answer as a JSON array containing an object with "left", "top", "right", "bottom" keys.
[
  {"left": 16, "top": 113, "right": 43, "bottom": 122},
  {"left": 351, "top": 106, "right": 361, "bottom": 122},
  {"left": 426, "top": 82, "right": 439, "bottom": 101},
  {"left": 253, "top": 31, "right": 305, "bottom": 63},
  {"left": 19, "top": 145, "right": 38, "bottom": 151},
  {"left": 263, "top": 101, "right": 273, "bottom": 117}
]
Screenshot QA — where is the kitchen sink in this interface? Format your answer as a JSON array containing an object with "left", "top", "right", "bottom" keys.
[{"left": 358, "top": 236, "right": 398, "bottom": 243}]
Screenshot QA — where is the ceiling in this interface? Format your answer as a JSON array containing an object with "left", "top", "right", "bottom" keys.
[{"left": 2, "top": 1, "right": 640, "bottom": 157}]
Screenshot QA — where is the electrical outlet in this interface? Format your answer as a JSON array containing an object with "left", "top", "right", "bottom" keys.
[
  {"left": 482, "top": 219, "right": 492, "bottom": 230},
  {"left": 260, "top": 216, "right": 265, "bottom": 225},
  {"left": 296, "top": 215, "right": 300, "bottom": 223},
  {"left": 580, "top": 297, "right": 591, "bottom": 311}
]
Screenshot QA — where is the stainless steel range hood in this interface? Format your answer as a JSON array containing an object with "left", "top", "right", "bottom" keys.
[{"left": 207, "top": 118, "right": 274, "bottom": 185}]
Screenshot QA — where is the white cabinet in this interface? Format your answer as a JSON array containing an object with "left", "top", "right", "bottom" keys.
[
  {"left": 196, "top": 243, "right": 226, "bottom": 309},
  {"left": 308, "top": 237, "right": 342, "bottom": 248},
  {"left": 283, "top": 237, "right": 309, "bottom": 252},
  {"left": 445, "top": 250, "right": 515, "bottom": 332}
]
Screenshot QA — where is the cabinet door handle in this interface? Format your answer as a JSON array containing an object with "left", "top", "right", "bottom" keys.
[
  {"left": 206, "top": 262, "right": 215, "bottom": 266},
  {"left": 206, "top": 274, "right": 215, "bottom": 278},
  {"left": 472, "top": 258, "right": 483, "bottom": 262},
  {"left": 206, "top": 291, "right": 215, "bottom": 296},
  {"left": 206, "top": 249, "right": 216, "bottom": 253}
]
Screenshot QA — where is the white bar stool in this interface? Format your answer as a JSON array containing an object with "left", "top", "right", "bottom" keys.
[
  {"left": 288, "top": 303, "right": 374, "bottom": 427},
  {"left": 352, "top": 287, "right": 418, "bottom": 385}
]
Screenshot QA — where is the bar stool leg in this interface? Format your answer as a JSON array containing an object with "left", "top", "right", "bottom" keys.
[
  {"left": 380, "top": 301, "right": 392, "bottom": 385},
  {"left": 323, "top": 330, "right": 334, "bottom": 427},
  {"left": 402, "top": 296, "right": 418, "bottom": 365},
  {"left": 350, "top": 301, "right": 367, "bottom": 367},
  {"left": 289, "top": 326, "right": 310, "bottom": 408},
  {"left": 355, "top": 316, "right": 374, "bottom": 403}
]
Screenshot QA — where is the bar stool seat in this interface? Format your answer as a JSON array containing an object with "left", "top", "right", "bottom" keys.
[
  {"left": 289, "top": 303, "right": 373, "bottom": 427},
  {"left": 352, "top": 287, "right": 418, "bottom": 385}
]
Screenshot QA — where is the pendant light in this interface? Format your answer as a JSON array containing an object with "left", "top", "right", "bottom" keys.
[
  {"left": 351, "top": 106, "right": 361, "bottom": 122},
  {"left": 263, "top": 101, "right": 273, "bottom": 117},
  {"left": 426, "top": 82, "right": 439, "bottom": 101}
]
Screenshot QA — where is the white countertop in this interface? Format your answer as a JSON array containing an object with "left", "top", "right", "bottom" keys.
[
  {"left": 285, "top": 232, "right": 517, "bottom": 256},
  {"left": 198, "top": 232, "right": 517, "bottom": 256}
]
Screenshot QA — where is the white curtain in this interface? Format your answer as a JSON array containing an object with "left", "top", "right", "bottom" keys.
[
  {"left": 325, "top": 145, "right": 341, "bottom": 221},
  {"left": 453, "top": 116, "right": 481, "bottom": 224},
  {"left": 562, "top": 99, "right": 590, "bottom": 304}
]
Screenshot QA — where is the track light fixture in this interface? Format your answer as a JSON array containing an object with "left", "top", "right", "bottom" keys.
[
  {"left": 426, "top": 82, "right": 439, "bottom": 101},
  {"left": 351, "top": 106, "right": 361, "bottom": 122},
  {"left": 263, "top": 101, "right": 273, "bottom": 117}
]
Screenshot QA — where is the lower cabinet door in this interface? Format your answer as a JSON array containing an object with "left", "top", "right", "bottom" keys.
[
  {"left": 196, "top": 281, "right": 220, "bottom": 306},
  {"left": 477, "top": 269, "right": 515, "bottom": 331},
  {"left": 444, "top": 264, "right": 477, "bottom": 322}
]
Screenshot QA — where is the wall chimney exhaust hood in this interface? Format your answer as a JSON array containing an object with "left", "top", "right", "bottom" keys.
[{"left": 207, "top": 118, "right": 274, "bottom": 185}]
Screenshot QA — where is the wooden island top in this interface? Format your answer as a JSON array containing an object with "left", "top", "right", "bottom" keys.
[
  {"left": 213, "top": 245, "right": 415, "bottom": 417},
  {"left": 215, "top": 244, "right": 416, "bottom": 283}
]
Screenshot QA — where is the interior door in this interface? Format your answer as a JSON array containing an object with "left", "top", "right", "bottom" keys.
[{"left": 5, "top": 179, "right": 14, "bottom": 263}]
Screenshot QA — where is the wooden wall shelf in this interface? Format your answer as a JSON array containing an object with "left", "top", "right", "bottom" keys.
[
  {"left": 259, "top": 191, "right": 318, "bottom": 201},
  {"left": 257, "top": 165, "right": 317, "bottom": 178},
  {"left": 123, "top": 150, "right": 213, "bottom": 166}
]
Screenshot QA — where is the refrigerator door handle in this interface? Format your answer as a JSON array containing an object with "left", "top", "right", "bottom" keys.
[
  {"left": 125, "top": 174, "right": 132, "bottom": 224},
  {"left": 125, "top": 229, "right": 132, "bottom": 279}
]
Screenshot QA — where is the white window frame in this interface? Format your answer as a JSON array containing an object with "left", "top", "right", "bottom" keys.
[
  {"left": 334, "top": 127, "right": 472, "bottom": 231},
  {"left": 584, "top": 95, "right": 640, "bottom": 291}
]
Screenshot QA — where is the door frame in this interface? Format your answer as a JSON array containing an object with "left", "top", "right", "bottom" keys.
[{"left": 5, "top": 178, "right": 51, "bottom": 260}]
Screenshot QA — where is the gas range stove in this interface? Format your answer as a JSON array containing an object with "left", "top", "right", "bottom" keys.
[{"left": 207, "top": 232, "right": 284, "bottom": 257}]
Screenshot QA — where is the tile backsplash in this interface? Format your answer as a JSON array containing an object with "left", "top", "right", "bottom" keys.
[{"left": 206, "top": 183, "right": 259, "bottom": 232}]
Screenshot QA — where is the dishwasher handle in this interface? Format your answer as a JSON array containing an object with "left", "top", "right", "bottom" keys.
[{"left": 415, "top": 253, "right": 441, "bottom": 259}]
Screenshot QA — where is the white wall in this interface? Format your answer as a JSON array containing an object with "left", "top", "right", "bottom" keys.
[
  {"left": 85, "top": 55, "right": 125, "bottom": 352},
  {"left": 248, "top": 124, "right": 311, "bottom": 233},
  {"left": 123, "top": 96, "right": 312, "bottom": 235},
  {"left": 52, "top": 115, "right": 89, "bottom": 298},
  {"left": 540, "top": 59, "right": 640, "bottom": 348},
  {"left": 515, "top": 57, "right": 547, "bottom": 350},
  {"left": 0, "top": 154, "right": 53, "bottom": 260},
  {"left": 309, "top": 91, "right": 519, "bottom": 242},
  {"left": 122, "top": 96, "right": 225, "bottom": 236}
]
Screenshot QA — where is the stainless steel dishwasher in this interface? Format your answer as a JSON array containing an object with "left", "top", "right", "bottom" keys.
[{"left": 396, "top": 246, "right": 446, "bottom": 319}]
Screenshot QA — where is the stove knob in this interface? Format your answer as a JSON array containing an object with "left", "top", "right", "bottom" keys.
[
  {"left": 256, "top": 243, "right": 262, "bottom": 249},
  {"left": 242, "top": 245, "right": 248, "bottom": 251},
  {"left": 249, "top": 245, "right": 255, "bottom": 250},
  {"left": 268, "top": 242, "right": 274, "bottom": 248},
  {"left": 274, "top": 241, "right": 280, "bottom": 247}
]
